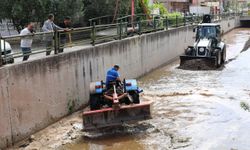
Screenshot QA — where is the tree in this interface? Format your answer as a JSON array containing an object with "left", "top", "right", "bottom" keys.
[
  {"left": 0, "top": 0, "right": 44, "bottom": 32},
  {"left": 39, "top": 0, "right": 84, "bottom": 24},
  {"left": 150, "top": 2, "right": 168, "bottom": 16},
  {"left": 84, "top": 0, "right": 118, "bottom": 21},
  {"left": 0, "top": 0, "right": 84, "bottom": 32},
  {"left": 83, "top": 0, "right": 144, "bottom": 21}
]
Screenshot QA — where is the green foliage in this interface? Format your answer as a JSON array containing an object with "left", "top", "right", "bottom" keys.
[
  {"left": 248, "top": 3, "right": 250, "bottom": 8},
  {"left": 0, "top": 0, "right": 84, "bottom": 32},
  {"left": 67, "top": 97, "right": 81, "bottom": 114},
  {"left": 135, "top": 0, "right": 146, "bottom": 15},
  {"left": 84, "top": 0, "right": 116, "bottom": 20},
  {"left": 0, "top": 0, "right": 44, "bottom": 32},
  {"left": 148, "top": 2, "right": 182, "bottom": 19},
  {"left": 67, "top": 98, "right": 76, "bottom": 114},
  {"left": 84, "top": 0, "right": 145, "bottom": 20},
  {"left": 39, "top": 0, "right": 84, "bottom": 23},
  {"left": 223, "top": 1, "right": 230, "bottom": 12},
  {"left": 152, "top": 2, "right": 168, "bottom": 15},
  {"left": 0, "top": 0, "right": 183, "bottom": 32},
  {"left": 167, "top": 12, "right": 182, "bottom": 19},
  {"left": 140, "top": 0, "right": 151, "bottom": 14},
  {"left": 225, "top": 0, "right": 241, "bottom": 12}
]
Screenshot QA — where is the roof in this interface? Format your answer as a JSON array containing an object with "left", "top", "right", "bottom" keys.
[{"left": 198, "top": 23, "right": 220, "bottom": 26}]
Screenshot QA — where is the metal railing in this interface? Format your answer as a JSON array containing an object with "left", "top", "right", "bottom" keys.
[
  {"left": 0, "top": 13, "right": 241, "bottom": 67},
  {"left": 89, "top": 14, "right": 128, "bottom": 26},
  {"left": 89, "top": 15, "right": 115, "bottom": 26}
]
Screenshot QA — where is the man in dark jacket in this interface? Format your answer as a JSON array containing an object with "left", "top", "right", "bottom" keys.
[{"left": 58, "top": 17, "right": 72, "bottom": 53}]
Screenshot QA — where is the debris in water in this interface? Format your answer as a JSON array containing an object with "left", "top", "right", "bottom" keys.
[
  {"left": 240, "top": 101, "right": 250, "bottom": 112},
  {"left": 145, "top": 92, "right": 192, "bottom": 98},
  {"left": 241, "top": 37, "right": 250, "bottom": 53},
  {"left": 199, "top": 93, "right": 214, "bottom": 97}
]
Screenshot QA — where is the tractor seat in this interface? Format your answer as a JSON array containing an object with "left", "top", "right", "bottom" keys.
[{"left": 108, "top": 81, "right": 116, "bottom": 85}]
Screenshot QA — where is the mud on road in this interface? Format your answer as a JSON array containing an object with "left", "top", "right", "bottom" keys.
[{"left": 10, "top": 28, "right": 250, "bottom": 150}]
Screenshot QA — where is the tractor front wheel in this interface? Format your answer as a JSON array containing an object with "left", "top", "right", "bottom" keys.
[
  {"left": 185, "top": 47, "right": 194, "bottom": 56},
  {"left": 89, "top": 94, "right": 101, "bottom": 110},
  {"left": 130, "top": 92, "right": 140, "bottom": 104},
  {"left": 216, "top": 50, "right": 222, "bottom": 68},
  {"left": 221, "top": 47, "right": 226, "bottom": 64}
]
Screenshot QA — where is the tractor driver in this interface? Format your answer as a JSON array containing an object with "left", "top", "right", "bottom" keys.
[{"left": 106, "top": 64, "right": 121, "bottom": 90}]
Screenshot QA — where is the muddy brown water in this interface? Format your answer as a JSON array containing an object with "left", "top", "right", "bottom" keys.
[{"left": 19, "top": 28, "right": 250, "bottom": 150}]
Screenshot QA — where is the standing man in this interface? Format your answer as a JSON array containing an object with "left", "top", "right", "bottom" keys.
[
  {"left": 42, "top": 14, "right": 63, "bottom": 56},
  {"left": 20, "top": 23, "right": 35, "bottom": 61},
  {"left": 58, "top": 17, "right": 72, "bottom": 53}
]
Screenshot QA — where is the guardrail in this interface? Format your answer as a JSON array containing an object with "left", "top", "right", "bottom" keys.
[
  {"left": 89, "top": 15, "right": 115, "bottom": 26},
  {"left": 0, "top": 13, "right": 242, "bottom": 67}
]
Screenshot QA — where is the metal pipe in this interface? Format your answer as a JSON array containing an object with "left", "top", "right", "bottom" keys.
[
  {"left": 3, "top": 39, "right": 6, "bottom": 62},
  {"left": 131, "top": 0, "right": 135, "bottom": 29},
  {"left": 0, "top": 37, "right": 2, "bottom": 66},
  {"left": 91, "top": 22, "right": 96, "bottom": 46}
]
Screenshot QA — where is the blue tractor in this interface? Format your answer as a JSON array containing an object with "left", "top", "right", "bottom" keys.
[
  {"left": 89, "top": 79, "right": 143, "bottom": 110},
  {"left": 83, "top": 79, "right": 152, "bottom": 131}
]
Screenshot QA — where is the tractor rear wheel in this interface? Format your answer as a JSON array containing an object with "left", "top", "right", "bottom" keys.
[
  {"left": 9, "top": 58, "right": 14, "bottom": 64},
  {"left": 2, "top": 58, "right": 6, "bottom": 65},
  {"left": 89, "top": 94, "right": 101, "bottom": 110}
]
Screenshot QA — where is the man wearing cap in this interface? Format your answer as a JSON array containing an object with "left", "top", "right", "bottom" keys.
[{"left": 106, "top": 64, "right": 121, "bottom": 89}]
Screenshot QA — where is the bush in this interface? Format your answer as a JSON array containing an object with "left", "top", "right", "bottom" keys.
[
  {"left": 167, "top": 12, "right": 182, "bottom": 19},
  {"left": 151, "top": 2, "right": 168, "bottom": 16}
]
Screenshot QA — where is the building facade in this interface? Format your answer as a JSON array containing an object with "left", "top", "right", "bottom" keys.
[{"left": 158, "top": 0, "right": 191, "bottom": 12}]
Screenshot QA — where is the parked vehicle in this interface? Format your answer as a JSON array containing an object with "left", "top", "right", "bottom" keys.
[{"left": 1, "top": 40, "right": 14, "bottom": 64}]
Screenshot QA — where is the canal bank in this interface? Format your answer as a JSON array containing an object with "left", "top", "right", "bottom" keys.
[{"left": 0, "top": 17, "right": 240, "bottom": 149}]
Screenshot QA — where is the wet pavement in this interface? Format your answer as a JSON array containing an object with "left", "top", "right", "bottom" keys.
[{"left": 12, "top": 28, "right": 250, "bottom": 150}]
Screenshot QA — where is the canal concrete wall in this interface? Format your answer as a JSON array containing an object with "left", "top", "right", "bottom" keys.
[
  {"left": 220, "top": 16, "right": 241, "bottom": 33},
  {"left": 0, "top": 16, "right": 240, "bottom": 149}
]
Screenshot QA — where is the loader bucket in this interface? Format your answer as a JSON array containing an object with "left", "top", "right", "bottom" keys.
[
  {"left": 179, "top": 55, "right": 217, "bottom": 70},
  {"left": 83, "top": 101, "right": 152, "bottom": 131}
]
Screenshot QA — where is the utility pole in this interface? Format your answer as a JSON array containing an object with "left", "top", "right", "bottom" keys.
[{"left": 131, "top": 0, "right": 135, "bottom": 29}]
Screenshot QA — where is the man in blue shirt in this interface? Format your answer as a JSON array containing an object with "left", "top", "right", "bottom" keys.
[{"left": 106, "top": 64, "right": 121, "bottom": 89}]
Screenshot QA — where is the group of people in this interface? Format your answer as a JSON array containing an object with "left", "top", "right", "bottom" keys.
[
  {"left": 20, "top": 14, "right": 71, "bottom": 61},
  {"left": 20, "top": 14, "right": 122, "bottom": 86},
  {"left": 21, "top": 14, "right": 122, "bottom": 88}
]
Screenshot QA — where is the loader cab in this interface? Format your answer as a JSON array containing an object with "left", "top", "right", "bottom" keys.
[
  {"left": 195, "top": 24, "right": 221, "bottom": 45},
  {"left": 202, "top": 14, "right": 211, "bottom": 23}
]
